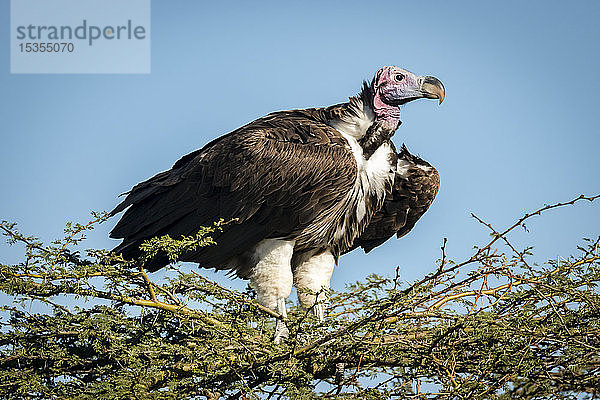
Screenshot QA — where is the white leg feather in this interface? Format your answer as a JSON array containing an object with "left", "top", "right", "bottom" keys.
[
  {"left": 248, "top": 239, "right": 295, "bottom": 343},
  {"left": 249, "top": 239, "right": 295, "bottom": 310},
  {"left": 293, "top": 250, "right": 335, "bottom": 321}
]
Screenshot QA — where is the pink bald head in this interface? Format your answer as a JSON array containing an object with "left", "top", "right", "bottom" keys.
[{"left": 370, "top": 66, "right": 445, "bottom": 126}]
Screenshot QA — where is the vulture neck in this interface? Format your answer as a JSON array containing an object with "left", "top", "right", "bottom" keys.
[{"left": 329, "top": 82, "right": 401, "bottom": 159}]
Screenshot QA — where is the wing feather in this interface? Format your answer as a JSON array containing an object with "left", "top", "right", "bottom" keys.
[{"left": 110, "top": 109, "right": 357, "bottom": 271}]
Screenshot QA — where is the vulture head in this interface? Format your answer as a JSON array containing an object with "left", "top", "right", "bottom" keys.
[{"left": 371, "top": 66, "right": 445, "bottom": 124}]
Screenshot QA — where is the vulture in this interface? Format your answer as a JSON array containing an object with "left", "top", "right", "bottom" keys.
[{"left": 110, "top": 66, "right": 443, "bottom": 341}]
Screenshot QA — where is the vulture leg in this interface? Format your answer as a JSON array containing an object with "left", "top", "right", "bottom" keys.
[
  {"left": 293, "top": 250, "right": 335, "bottom": 322},
  {"left": 248, "top": 239, "right": 295, "bottom": 343},
  {"left": 274, "top": 298, "right": 290, "bottom": 343}
]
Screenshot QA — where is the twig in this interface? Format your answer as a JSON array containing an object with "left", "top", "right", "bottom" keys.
[
  {"left": 138, "top": 266, "right": 158, "bottom": 302},
  {"left": 190, "top": 270, "right": 282, "bottom": 319}
]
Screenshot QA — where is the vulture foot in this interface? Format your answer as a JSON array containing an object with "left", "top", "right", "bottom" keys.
[
  {"left": 312, "top": 302, "right": 326, "bottom": 322},
  {"left": 274, "top": 320, "right": 290, "bottom": 344}
]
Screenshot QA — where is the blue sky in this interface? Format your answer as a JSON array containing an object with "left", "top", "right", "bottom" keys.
[{"left": 1, "top": 0, "right": 599, "bottom": 295}]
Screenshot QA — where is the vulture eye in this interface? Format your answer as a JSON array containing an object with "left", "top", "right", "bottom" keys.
[{"left": 394, "top": 74, "right": 405, "bottom": 82}]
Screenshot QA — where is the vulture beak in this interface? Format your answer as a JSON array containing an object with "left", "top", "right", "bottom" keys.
[{"left": 419, "top": 76, "right": 445, "bottom": 104}]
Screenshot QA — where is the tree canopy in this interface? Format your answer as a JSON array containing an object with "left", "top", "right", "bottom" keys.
[{"left": 1, "top": 195, "right": 599, "bottom": 399}]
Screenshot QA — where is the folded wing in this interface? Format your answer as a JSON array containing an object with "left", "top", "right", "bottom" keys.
[
  {"left": 110, "top": 109, "right": 357, "bottom": 273},
  {"left": 348, "top": 145, "right": 440, "bottom": 253}
]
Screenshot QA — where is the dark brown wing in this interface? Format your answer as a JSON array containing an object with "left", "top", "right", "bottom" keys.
[
  {"left": 348, "top": 145, "right": 439, "bottom": 253},
  {"left": 110, "top": 109, "right": 357, "bottom": 272}
]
